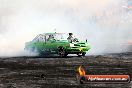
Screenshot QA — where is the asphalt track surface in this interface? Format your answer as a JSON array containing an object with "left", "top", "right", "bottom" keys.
[{"left": 0, "top": 53, "right": 132, "bottom": 88}]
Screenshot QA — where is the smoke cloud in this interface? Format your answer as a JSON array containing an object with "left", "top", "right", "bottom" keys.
[{"left": 0, "top": 0, "right": 132, "bottom": 56}]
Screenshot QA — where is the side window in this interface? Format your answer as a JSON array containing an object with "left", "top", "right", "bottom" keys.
[
  {"left": 46, "top": 35, "right": 55, "bottom": 41},
  {"left": 39, "top": 37, "right": 45, "bottom": 42},
  {"left": 46, "top": 35, "right": 50, "bottom": 41},
  {"left": 32, "top": 35, "right": 45, "bottom": 42}
]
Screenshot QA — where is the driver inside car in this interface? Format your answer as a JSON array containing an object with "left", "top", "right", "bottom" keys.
[
  {"left": 47, "top": 35, "right": 54, "bottom": 41},
  {"left": 67, "top": 33, "right": 79, "bottom": 42}
]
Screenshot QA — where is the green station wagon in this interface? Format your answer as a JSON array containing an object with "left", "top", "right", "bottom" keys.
[{"left": 24, "top": 33, "right": 90, "bottom": 57}]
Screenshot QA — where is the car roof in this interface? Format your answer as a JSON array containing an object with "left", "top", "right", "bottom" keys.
[
  {"left": 43, "top": 33, "right": 66, "bottom": 34},
  {"left": 42, "top": 33, "right": 67, "bottom": 35}
]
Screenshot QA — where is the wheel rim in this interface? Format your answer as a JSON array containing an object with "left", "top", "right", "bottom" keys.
[
  {"left": 60, "top": 51, "right": 65, "bottom": 57},
  {"left": 58, "top": 47, "right": 67, "bottom": 57}
]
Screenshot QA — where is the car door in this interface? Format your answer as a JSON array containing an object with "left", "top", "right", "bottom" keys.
[{"left": 40, "top": 35, "right": 56, "bottom": 53}]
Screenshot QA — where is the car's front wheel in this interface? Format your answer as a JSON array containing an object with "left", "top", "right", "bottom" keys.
[
  {"left": 58, "top": 47, "right": 68, "bottom": 57},
  {"left": 77, "top": 52, "right": 86, "bottom": 57},
  {"left": 82, "top": 52, "right": 86, "bottom": 57}
]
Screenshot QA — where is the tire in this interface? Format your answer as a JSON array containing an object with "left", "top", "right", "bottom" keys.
[
  {"left": 31, "top": 47, "right": 38, "bottom": 53},
  {"left": 58, "top": 47, "right": 68, "bottom": 57},
  {"left": 29, "top": 47, "right": 40, "bottom": 56},
  {"left": 77, "top": 53, "right": 82, "bottom": 57},
  {"left": 79, "top": 76, "right": 86, "bottom": 84},
  {"left": 82, "top": 52, "right": 86, "bottom": 57},
  {"left": 77, "top": 52, "right": 86, "bottom": 57}
]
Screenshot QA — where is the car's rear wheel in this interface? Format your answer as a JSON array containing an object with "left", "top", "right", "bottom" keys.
[
  {"left": 58, "top": 47, "right": 68, "bottom": 57},
  {"left": 31, "top": 47, "right": 38, "bottom": 53}
]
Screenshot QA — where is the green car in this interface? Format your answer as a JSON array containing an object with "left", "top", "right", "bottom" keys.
[{"left": 24, "top": 33, "right": 90, "bottom": 57}]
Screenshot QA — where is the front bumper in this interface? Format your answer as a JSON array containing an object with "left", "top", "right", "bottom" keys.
[{"left": 66, "top": 47, "right": 90, "bottom": 54}]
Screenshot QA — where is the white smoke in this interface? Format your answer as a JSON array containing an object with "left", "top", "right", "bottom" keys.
[{"left": 0, "top": 0, "right": 132, "bottom": 56}]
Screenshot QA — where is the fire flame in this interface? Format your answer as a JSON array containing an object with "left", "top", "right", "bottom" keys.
[{"left": 78, "top": 66, "right": 86, "bottom": 76}]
